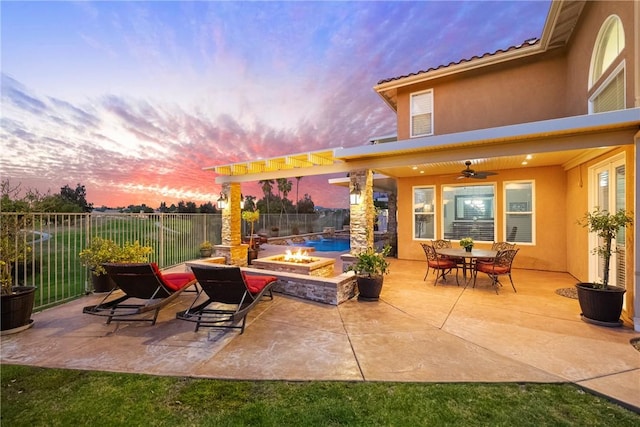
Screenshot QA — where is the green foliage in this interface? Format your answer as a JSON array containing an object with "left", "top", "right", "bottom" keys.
[
  {"left": 2, "top": 365, "right": 638, "bottom": 426},
  {"left": 1, "top": 180, "right": 34, "bottom": 294},
  {"left": 349, "top": 245, "right": 391, "bottom": 277},
  {"left": 79, "top": 238, "right": 153, "bottom": 276},
  {"left": 459, "top": 237, "right": 474, "bottom": 249},
  {"left": 578, "top": 208, "right": 633, "bottom": 288},
  {"left": 199, "top": 240, "right": 213, "bottom": 250}
]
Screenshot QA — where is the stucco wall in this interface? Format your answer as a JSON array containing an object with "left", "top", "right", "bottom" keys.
[
  {"left": 565, "top": 0, "right": 637, "bottom": 114},
  {"left": 394, "top": 1, "right": 637, "bottom": 139},
  {"left": 397, "top": 165, "right": 567, "bottom": 272},
  {"left": 565, "top": 146, "right": 635, "bottom": 283}
]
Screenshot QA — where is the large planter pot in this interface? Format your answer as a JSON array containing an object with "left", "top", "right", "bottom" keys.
[
  {"left": 575, "top": 282, "right": 626, "bottom": 327},
  {"left": 247, "top": 248, "right": 259, "bottom": 265},
  {"left": 200, "top": 249, "right": 213, "bottom": 258},
  {"left": 357, "top": 275, "right": 384, "bottom": 301},
  {"left": 92, "top": 273, "right": 117, "bottom": 293},
  {"left": 1, "top": 286, "right": 36, "bottom": 334}
]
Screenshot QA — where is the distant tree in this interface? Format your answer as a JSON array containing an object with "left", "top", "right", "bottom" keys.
[
  {"left": 295, "top": 177, "right": 302, "bottom": 213},
  {"left": 242, "top": 195, "right": 257, "bottom": 212},
  {"left": 259, "top": 179, "right": 275, "bottom": 214},
  {"left": 198, "top": 202, "right": 215, "bottom": 213},
  {"left": 158, "top": 202, "right": 169, "bottom": 213},
  {"left": 297, "top": 194, "right": 315, "bottom": 214},
  {"left": 59, "top": 184, "right": 93, "bottom": 212}
]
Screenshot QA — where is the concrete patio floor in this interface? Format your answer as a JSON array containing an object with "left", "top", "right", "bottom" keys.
[{"left": 1, "top": 257, "right": 639, "bottom": 412}]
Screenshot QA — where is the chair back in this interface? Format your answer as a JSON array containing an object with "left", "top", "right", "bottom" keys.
[
  {"left": 420, "top": 243, "right": 438, "bottom": 261},
  {"left": 494, "top": 249, "right": 519, "bottom": 270},
  {"left": 491, "top": 242, "right": 516, "bottom": 252},
  {"left": 103, "top": 263, "right": 173, "bottom": 299},
  {"left": 431, "top": 239, "right": 452, "bottom": 250},
  {"left": 191, "top": 265, "right": 254, "bottom": 306}
]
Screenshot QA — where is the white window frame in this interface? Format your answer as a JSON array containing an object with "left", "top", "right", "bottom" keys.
[
  {"left": 503, "top": 180, "right": 535, "bottom": 245},
  {"left": 410, "top": 89, "right": 434, "bottom": 138},
  {"left": 441, "top": 183, "right": 496, "bottom": 243},
  {"left": 413, "top": 185, "right": 436, "bottom": 241},
  {"left": 588, "top": 61, "right": 626, "bottom": 114}
]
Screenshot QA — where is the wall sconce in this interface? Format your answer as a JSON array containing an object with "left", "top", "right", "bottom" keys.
[
  {"left": 216, "top": 192, "right": 228, "bottom": 210},
  {"left": 349, "top": 182, "right": 361, "bottom": 205},
  {"left": 240, "top": 194, "right": 245, "bottom": 209}
]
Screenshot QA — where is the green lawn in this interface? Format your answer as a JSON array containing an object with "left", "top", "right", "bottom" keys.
[{"left": 2, "top": 365, "right": 638, "bottom": 426}]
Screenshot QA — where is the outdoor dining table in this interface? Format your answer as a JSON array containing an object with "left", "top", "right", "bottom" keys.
[{"left": 436, "top": 248, "right": 498, "bottom": 283}]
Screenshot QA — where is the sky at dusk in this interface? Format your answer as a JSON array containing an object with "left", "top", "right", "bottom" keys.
[{"left": 1, "top": 1, "right": 550, "bottom": 209}]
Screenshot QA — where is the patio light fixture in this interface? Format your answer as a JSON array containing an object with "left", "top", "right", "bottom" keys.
[
  {"left": 350, "top": 181, "right": 361, "bottom": 205},
  {"left": 240, "top": 194, "right": 245, "bottom": 209},
  {"left": 216, "top": 192, "right": 228, "bottom": 210}
]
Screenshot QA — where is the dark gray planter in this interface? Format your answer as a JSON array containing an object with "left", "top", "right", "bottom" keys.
[
  {"left": 357, "top": 275, "right": 384, "bottom": 301},
  {"left": 1, "top": 286, "right": 36, "bottom": 334},
  {"left": 575, "top": 282, "right": 625, "bottom": 327}
]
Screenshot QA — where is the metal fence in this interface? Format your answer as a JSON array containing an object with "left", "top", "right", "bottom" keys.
[{"left": 2, "top": 210, "right": 348, "bottom": 311}]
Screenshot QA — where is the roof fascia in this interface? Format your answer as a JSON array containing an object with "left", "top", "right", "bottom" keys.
[{"left": 335, "top": 108, "right": 640, "bottom": 160}]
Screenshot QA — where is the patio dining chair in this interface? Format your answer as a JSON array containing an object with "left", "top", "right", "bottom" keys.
[
  {"left": 476, "top": 241, "right": 516, "bottom": 266},
  {"left": 420, "top": 243, "right": 459, "bottom": 286},
  {"left": 82, "top": 263, "right": 198, "bottom": 325},
  {"left": 432, "top": 239, "right": 466, "bottom": 273},
  {"left": 176, "top": 265, "right": 277, "bottom": 334},
  {"left": 473, "top": 249, "right": 519, "bottom": 294}
]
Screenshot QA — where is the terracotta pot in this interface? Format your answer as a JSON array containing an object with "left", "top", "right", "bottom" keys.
[
  {"left": 357, "top": 275, "right": 384, "bottom": 301},
  {"left": 1, "top": 286, "right": 36, "bottom": 333},
  {"left": 575, "top": 282, "right": 625, "bottom": 327}
]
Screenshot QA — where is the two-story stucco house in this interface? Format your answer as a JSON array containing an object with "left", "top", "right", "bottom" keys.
[{"left": 208, "top": 1, "right": 640, "bottom": 330}]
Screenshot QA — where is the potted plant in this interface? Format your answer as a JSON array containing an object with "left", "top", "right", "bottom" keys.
[
  {"left": 79, "top": 238, "right": 153, "bottom": 292},
  {"left": 1, "top": 212, "right": 37, "bottom": 334},
  {"left": 460, "top": 237, "right": 474, "bottom": 252},
  {"left": 199, "top": 240, "right": 213, "bottom": 258},
  {"left": 242, "top": 210, "right": 260, "bottom": 264},
  {"left": 349, "top": 245, "right": 391, "bottom": 301},
  {"left": 576, "top": 208, "right": 633, "bottom": 326}
]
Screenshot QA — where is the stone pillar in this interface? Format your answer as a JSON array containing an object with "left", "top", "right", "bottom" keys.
[
  {"left": 349, "top": 169, "right": 374, "bottom": 254},
  {"left": 215, "top": 182, "right": 248, "bottom": 266}
]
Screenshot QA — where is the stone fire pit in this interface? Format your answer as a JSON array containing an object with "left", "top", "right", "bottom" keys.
[{"left": 251, "top": 251, "right": 335, "bottom": 277}]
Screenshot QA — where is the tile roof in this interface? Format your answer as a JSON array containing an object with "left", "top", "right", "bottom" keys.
[{"left": 377, "top": 38, "right": 540, "bottom": 85}]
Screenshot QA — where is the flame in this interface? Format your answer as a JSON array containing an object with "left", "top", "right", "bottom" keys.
[{"left": 283, "top": 248, "right": 312, "bottom": 262}]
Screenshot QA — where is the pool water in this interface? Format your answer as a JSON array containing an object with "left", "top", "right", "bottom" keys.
[{"left": 304, "top": 238, "right": 350, "bottom": 252}]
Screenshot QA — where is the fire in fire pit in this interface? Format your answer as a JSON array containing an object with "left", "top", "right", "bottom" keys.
[{"left": 275, "top": 249, "right": 315, "bottom": 264}]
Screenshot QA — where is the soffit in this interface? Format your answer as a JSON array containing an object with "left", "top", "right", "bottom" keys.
[{"left": 206, "top": 150, "right": 339, "bottom": 177}]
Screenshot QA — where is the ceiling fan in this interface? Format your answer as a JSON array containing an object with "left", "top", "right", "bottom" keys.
[{"left": 457, "top": 161, "right": 498, "bottom": 179}]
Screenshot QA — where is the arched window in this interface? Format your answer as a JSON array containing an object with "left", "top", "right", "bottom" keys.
[{"left": 589, "top": 15, "right": 625, "bottom": 113}]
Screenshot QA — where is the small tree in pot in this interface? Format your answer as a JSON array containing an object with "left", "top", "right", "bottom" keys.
[
  {"left": 349, "top": 245, "right": 391, "bottom": 301},
  {"left": 242, "top": 209, "right": 260, "bottom": 264},
  {"left": 576, "top": 207, "right": 633, "bottom": 326}
]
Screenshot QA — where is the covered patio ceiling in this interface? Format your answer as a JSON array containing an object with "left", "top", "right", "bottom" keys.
[{"left": 205, "top": 108, "right": 640, "bottom": 186}]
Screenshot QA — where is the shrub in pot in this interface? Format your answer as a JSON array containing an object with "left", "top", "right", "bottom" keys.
[
  {"left": 576, "top": 208, "right": 633, "bottom": 326},
  {"left": 348, "top": 245, "right": 391, "bottom": 301},
  {"left": 242, "top": 210, "right": 260, "bottom": 264},
  {"left": 1, "top": 211, "right": 36, "bottom": 333},
  {"left": 199, "top": 240, "right": 213, "bottom": 258},
  {"left": 79, "top": 238, "right": 153, "bottom": 292}
]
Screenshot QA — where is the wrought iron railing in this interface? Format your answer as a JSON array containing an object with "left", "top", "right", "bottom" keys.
[{"left": 2, "top": 211, "right": 348, "bottom": 311}]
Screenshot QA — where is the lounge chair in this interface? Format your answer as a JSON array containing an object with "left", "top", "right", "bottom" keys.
[
  {"left": 176, "top": 265, "right": 277, "bottom": 334},
  {"left": 82, "top": 263, "right": 197, "bottom": 325}
]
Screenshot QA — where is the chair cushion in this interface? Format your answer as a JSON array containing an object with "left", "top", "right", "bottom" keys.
[
  {"left": 160, "top": 272, "right": 196, "bottom": 291},
  {"left": 428, "top": 260, "right": 456, "bottom": 269},
  {"left": 477, "top": 265, "right": 509, "bottom": 275},
  {"left": 242, "top": 273, "right": 277, "bottom": 294}
]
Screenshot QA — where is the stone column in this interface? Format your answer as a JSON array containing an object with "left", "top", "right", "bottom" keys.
[
  {"left": 386, "top": 190, "right": 398, "bottom": 256},
  {"left": 215, "top": 182, "right": 248, "bottom": 266},
  {"left": 349, "top": 169, "right": 374, "bottom": 254}
]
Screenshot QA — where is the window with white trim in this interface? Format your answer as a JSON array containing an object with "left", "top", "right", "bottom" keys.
[
  {"left": 413, "top": 186, "right": 435, "bottom": 240},
  {"left": 589, "top": 15, "right": 625, "bottom": 113},
  {"left": 410, "top": 90, "right": 433, "bottom": 137},
  {"left": 442, "top": 184, "right": 495, "bottom": 242},
  {"left": 504, "top": 181, "right": 534, "bottom": 244}
]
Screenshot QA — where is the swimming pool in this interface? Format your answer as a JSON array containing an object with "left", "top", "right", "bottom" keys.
[{"left": 304, "top": 238, "right": 350, "bottom": 252}]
